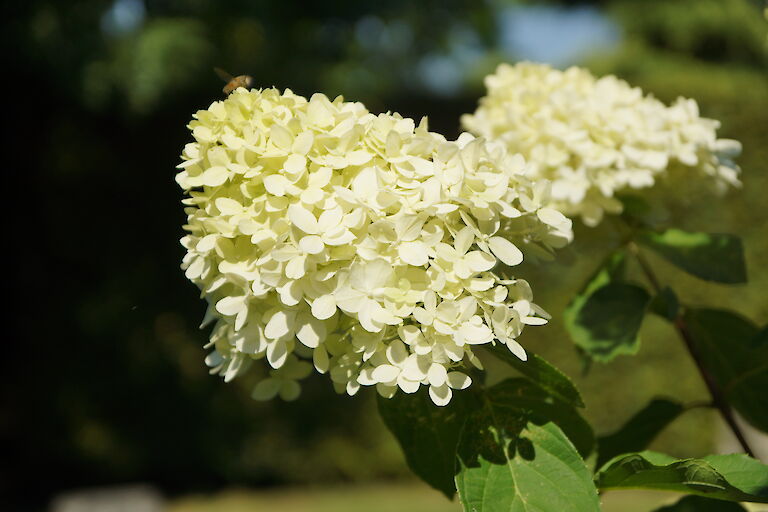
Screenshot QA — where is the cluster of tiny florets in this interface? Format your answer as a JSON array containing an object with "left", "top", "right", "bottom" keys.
[
  {"left": 462, "top": 62, "right": 742, "bottom": 226},
  {"left": 177, "top": 87, "right": 572, "bottom": 405}
]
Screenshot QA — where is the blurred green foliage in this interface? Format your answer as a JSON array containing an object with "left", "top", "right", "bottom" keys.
[{"left": 4, "top": 0, "right": 766, "bottom": 509}]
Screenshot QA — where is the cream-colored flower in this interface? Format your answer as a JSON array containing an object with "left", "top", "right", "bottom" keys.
[
  {"left": 178, "top": 87, "right": 571, "bottom": 406},
  {"left": 462, "top": 62, "right": 741, "bottom": 227}
]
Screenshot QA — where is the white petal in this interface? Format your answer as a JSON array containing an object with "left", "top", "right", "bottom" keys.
[
  {"left": 292, "top": 131, "right": 314, "bottom": 155},
  {"left": 347, "top": 150, "right": 372, "bottom": 166},
  {"left": 427, "top": 363, "right": 447, "bottom": 387},
  {"left": 459, "top": 321, "right": 494, "bottom": 344},
  {"left": 296, "top": 317, "right": 326, "bottom": 348},
  {"left": 357, "top": 367, "right": 377, "bottom": 386},
  {"left": 376, "top": 383, "right": 397, "bottom": 399},
  {"left": 299, "top": 235, "right": 325, "bottom": 254},
  {"left": 285, "top": 255, "right": 307, "bottom": 279},
  {"left": 446, "top": 371, "right": 472, "bottom": 390},
  {"left": 216, "top": 295, "right": 246, "bottom": 317},
  {"left": 234, "top": 307, "right": 249, "bottom": 331},
  {"left": 428, "top": 384, "right": 452, "bottom": 406},
  {"left": 537, "top": 207, "right": 568, "bottom": 227},
  {"left": 311, "top": 294, "right": 337, "bottom": 320},
  {"left": 454, "top": 227, "right": 475, "bottom": 255},
  {"left": 401, "top": 355, "right": 430, "bottom": 381},
  {"left": 464, "top": 251, "right": 497, "bottom": 273},
  {"left": 488, "top": 236, "right": 524, "bottom": 266},
  {"left": 386, "top": 340, "right": 409, "bottom": 366},
  {"left": 266, "top": 340, "right": 288, "bottom": 368},
  {"left": 279, "top": 380, "right": 301, "bottom": 401},
  {"left": 265, "top": 310, "right": 292, "bottom": 339},
  {"left": 263, "top": 174, "right": 287, "bottom": 196},
  {"left": 205, "top": 350, "right": 223, "bottom": 368},
  {"left": 317, "top": 207, "right": 343, "bottom": 231},
  {"left": 201, "top": 166, "right": 229, "bottom": 187},
  {"left": 313, "top": 345, "right": 329, "bottom": 373},
  {"left": 251, "top": 379, "right": 281, "bottom": 401},
  {"left": 284, "top": 154, "right": 307, "bottom": 174},
  {"left": 506, "top": 339, "right": 528, "bottom": 361},
  {"left": 288, "top": 204, "right": 319, "bottom": 234},
  {"left": 215, "top": 197, "right": 242, "bottom": 215},
  {"left": 398, "top": 325, "right": 423, "bottom": 345},
  {"left": 371, "top": 364, "right": 400, "bottom": 384},
  {"left": 397, "top": 375, "right": 421, "bottom": 394},
  {"left": 358, "top": 299, "right": 384, "bottom": 332},
  {"left": 346, "top": 380, "right": 361, "bottom": 396},
  {"left": 270, "top": 124, "right": 293, "bottom": 150},
  {"left": 398, "top": 241, "right": 429, "bottom": 266}
]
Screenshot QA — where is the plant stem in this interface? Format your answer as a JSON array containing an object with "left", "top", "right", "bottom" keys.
[{"left": 627, "top": 241, "right": 756, "bottom": 458}]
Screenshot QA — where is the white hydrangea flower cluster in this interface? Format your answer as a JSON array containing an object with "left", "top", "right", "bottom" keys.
[
  {"left": 462, "top": 62, "right": 742, "bottom": 227},
  {"left": 177, "top": 87, "right": 572, "bottom": 406}
]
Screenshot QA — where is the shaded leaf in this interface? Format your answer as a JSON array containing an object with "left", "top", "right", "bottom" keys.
[
  {"left": 377, "top": 387, "right": 480, "bottom": 498},
  {"left": 597, "top": 398, "right": 685, "bottom": 468},
  {"left": 596, "top": 451, "right": 768, "bottom": 503},
  {"left": 648, "top": 287, "right": 679, "bottom": 321},
  {"left": 565, "top": 250, "right": 650, "bottom": 362},
  {"left": 456, "top": 382, "right": 600, "bottom": 512},
  {"left": 685, "top": 309, "right": 768, "bottom": 434},
  {"left": 485, "top": 379, "right": 594, "bottom": 457},
  {"left": 638, "top": 229, "right": 747, "bottom": 284},
  {"left": 618, "top": 193, "right": 653, "bottom": 222},
  {"left": 487, "top": 345, "right": 584, "bottom": 407},
  {"left": 654, "top": 495, "right": 747, "bottom": 511},
  {"left": 566, "top": 282, "right": 651, "bottom": 362}
]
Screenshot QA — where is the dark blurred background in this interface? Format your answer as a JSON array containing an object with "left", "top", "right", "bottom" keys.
[{"left": 4, "top": 1, "right": 767, "bottom": 510}]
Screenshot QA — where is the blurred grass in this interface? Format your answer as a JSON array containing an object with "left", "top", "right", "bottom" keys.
[{"left": 168, "top": 484, "right": 687, "bottom": 512}]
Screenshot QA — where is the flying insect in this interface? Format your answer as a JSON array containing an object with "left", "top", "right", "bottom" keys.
[{"left": 214, "top": 68, "right": 253, "bottom": 95}]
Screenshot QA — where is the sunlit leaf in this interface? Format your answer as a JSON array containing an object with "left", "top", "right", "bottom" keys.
[
  {"left": 456, "top": 383, "right": 600, "bottom": 512},
  {"left": 596, "top": 451, "right": 768, "bottom": 503},
  {"left": 597, "top": 398, "right": 684, "bottom": 468}
]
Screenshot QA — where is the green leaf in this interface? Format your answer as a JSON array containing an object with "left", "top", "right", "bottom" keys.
[
  {"left": 565, "top": 250, "right": 652, "bottom": 362},
  {"left": 648, "top": 287, "right": 679, "bottom": 321},
  {"left": 484, "top": 379, "right": 594, "bottom": 457},
  {"left": 487, "top": 345, "right": 584, "bottom": 408},
  {"left": 596, "top": 451, "right": 768, "bottom": 503},
  {"left": 684, "top": 309, "right": 768, "bottom": 434},
  {"left": 456, "top": 383, "right": 600, "bottom": 511},
  {"left": 571, "top": 249, "right": 628, "bottom": 299},
  {"left": 654, "top": 495, "right": 747, "bottom": 511},
  {"left": 597, "top": 398, "right": 685, "bottom": 468},
  {"left": 377, "top": 387, "right": 479, "bottom": 498},
  {"left": 637, "top": 229, "right": 747, "bottom": 284},
  {"left": 566, "top": 282, "right": 651, "bottom": 362},
  {"left": 618, "top": 193, "right": 653, "bottom": 221}
]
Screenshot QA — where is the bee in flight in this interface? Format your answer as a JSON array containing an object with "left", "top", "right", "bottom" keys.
[{"left": 214, "top": 68, "right": 253, "bottom": 95}]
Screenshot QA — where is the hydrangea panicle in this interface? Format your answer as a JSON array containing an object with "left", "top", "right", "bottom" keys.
[
  {"left": 462, "top": 62, "right": 742, "bottom": 226},
  {"left": 178, "top": 87, "right": 572, "bottom": 406}
]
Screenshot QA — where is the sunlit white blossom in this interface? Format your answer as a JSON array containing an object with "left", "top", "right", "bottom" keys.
[
  {"left": 462, "top": 62, "right": 742, "bottom": 226},
  {"left": 178, "top": 87, "right": 572, "bottom": 405}
]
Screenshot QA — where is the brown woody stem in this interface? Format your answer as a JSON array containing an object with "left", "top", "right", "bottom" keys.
[{"left": 627, "top": 241, "right": 756, "bottom": 458}]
